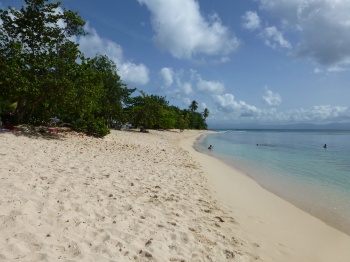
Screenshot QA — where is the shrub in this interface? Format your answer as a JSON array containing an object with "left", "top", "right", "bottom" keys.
[{"left": 72, "top": 116, "right": 110, "bottom": 137}]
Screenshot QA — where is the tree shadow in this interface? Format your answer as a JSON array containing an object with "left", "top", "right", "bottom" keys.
[{"left": 6, "top": 125, "right": 70, "bottom": 140}]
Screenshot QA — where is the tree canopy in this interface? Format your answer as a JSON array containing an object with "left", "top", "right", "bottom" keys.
[{"left": 0, "top": 0, "right": 209, "bottom": 136}]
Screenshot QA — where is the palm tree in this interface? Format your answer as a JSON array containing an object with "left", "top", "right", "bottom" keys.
[
  {"left": 203, "top": 108, "right": 209, "bottom": 119},
  {"left": 189, "top": 100, "right": 198, "bottom": 112}
]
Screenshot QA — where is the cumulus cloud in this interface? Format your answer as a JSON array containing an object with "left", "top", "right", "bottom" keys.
[
  {"left": 257, "top": 0, "right": 350, "bottom": 66},
  {"left": 212, "top": 92, "right": 350, "bottom": 124},
  {"left": 76, "top": 24, "right": 149, "bottom": 86},
  {"left": 181, "top": 82, "right": 193, "bottom": 95},
  {"left": 263, "top": 88, "right": 282, "bottom": 107},
  {"left": 159, "top": 68, "right": 226, "bottom": 101},
  {"left": 137, "top": 0, "right": 240, "bottom": 61},
  {"left": 242, "top": 10, "right": 290, "bottom": 50},
  {"left": 285, "top": 105, "right": 350, "bottom": 122},
  {"left": 242, "top": 11, "right": 261, "bottom": 30},
  {"left": 327, "top": 65, "right": 348, "bottom": 73},
  {"left": 197, "top": 78, "right": 225, "bottom": 94},
  {"left": 209, "top": 89, "right": 350, "bottom": 124},
  {"left": 212, "top": 94, "right": 260, "bottom": 117},
  {"left": 160, "top": 67, "right": 174, "bottom": 86},
  {"left": 159, "top": 68, "right": 194, "bottom": 98},
  {"left": 262, "top": 26, "right": 291, "bottom": 49},
  {"left": 201, "top": 102, "right": 208, "bottom": 110},
  {"left": 182, "top": 97, "right": 192, "bottom": 108}
]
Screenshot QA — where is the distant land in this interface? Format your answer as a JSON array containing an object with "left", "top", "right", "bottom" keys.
[{"left": 209, "top": 122, "right": 350, "bottom": 130}]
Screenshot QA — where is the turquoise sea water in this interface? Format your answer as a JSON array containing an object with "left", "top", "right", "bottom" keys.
[{"left": 195, "top": 130, "right": 350, "bottom": 235}]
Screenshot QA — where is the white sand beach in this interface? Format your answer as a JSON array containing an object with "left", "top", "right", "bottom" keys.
[{"left": 1, "top": 129, "right": 350, "bottom": 261}]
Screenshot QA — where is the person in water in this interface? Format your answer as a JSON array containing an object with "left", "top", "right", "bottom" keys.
[
  {"left": 324, "top": 144, "right": 327, "bottom": 148},
  {"left": 208, "top": 145, "right": 213, "bottom": 150}
]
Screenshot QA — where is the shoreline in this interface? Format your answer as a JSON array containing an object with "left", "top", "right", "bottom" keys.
[
  {"left": 2, "top": 128, "right": 350, "bottom": 261},
  {"left": 194, "top": 131, "right": 350, "bottom": 236},
  {"left": 181, "top": 131, "right": 350, "bottom": 262}
]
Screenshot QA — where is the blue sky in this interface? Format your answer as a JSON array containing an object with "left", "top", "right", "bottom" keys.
[{"left": 1, "top": 0, "right": 350, "bottom": 128}]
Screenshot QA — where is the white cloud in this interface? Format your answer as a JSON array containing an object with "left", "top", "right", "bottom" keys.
[
  {"left": 159, "top": 69, "right": 194, "bottom": 99},
  {"left": 327, "top": 65, "right": 348, "bottom": 73},
  {"left": 197, "top": 78, "right": 225, "bottom": 94},
  {"left": 212, "top": 94, "right": 260, "bottom": 117},
  {"left": 210, "top": 88, "right": 350, "bottom": 124},
  {"left": 212, "top": 92, "right": 350, "bottom": 123},
  {"left": 262, "top": 26, "right": 291, "bottom": 49},
  {"left": 181, "top": 82, "right": 193, "bottom": 95},
  {"left": 257, "top": 0, "right": 350, "bottom": 65},
  {"left": 182, "top": 97, "right": 192, "bottom": 108},
  {"left": 160, "top": 67, "right": 174, "bottom": 86},
  {"left": 137, "top": 0, "right": 240, "bottom": 61},
  {"left": 119, "top": 62, "right": 150, "bottom": 86},
  {"left": 285, "top": 105, "right": 350, "bottom": 122},
  {"left": 263, "top": 88, "right": 282, "bottom": 107},
  {"left": 76, "top": 24, "right": 149, "bottom": 86},
  {"left": 159, "top": 68, "right": 227, "bottom": 101},
  {"left": 242, "top": 11, "right": 261, "bottom": 30},
  {"left": 314, "top": 65, "right": 349, "bottom": 75},
  {"left": 314, "top": 68, "right": 322, "bottom": 74}
]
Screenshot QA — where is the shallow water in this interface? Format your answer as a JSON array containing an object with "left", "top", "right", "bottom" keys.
[{"left": 195, "top": 129, "right": 350, "bottom": 235}]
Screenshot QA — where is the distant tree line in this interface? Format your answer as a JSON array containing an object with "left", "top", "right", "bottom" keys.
[{"left": 0, "top": 0, "right": 209, "bottom": 136}]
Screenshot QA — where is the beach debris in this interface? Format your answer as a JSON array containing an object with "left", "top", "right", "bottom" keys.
[
  {"left": 215, "top": 216, "right": 225, "bottom": 222},
  {"left": 224, "top": 250, "right": 235, "bottom": 259},
  {"left": 139, "top": 250, "right": 153, "bottom": 258},
  {"left": 145, "top": 238, "right": 153, "bottom": 246}
]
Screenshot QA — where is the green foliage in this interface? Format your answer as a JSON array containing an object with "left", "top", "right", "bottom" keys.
[
  {"left": 189, "top": 112, "right": 208, "bottom": 129},
  {"left": 0, "top": 1, "right": 208, "bottom": 136},
  {"left": 127, "top": 92, "right": 166, "bottom": 128},
  {"left": 91, "top": 55, "right": 135, "bottom": 127},
  {"left": 189, "top": 100, "right": 198, "bottom": 112},
  {"left": 203, "top": 108, "right": 209, "bottom": 119},
  {"left": 0, "top": 0, "right": 86, "bottom": 123},
  {"left": 72, "top": 116, "right": 109, "bottom": 137}
]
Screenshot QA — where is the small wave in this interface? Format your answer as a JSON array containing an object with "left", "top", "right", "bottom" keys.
[{"left": 214, "top": 130, "right": 230, "bottom": 133}]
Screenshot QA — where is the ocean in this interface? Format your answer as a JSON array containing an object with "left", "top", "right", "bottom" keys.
[{"left": 195, "top": 129, "right": 350, "bottom": 235}]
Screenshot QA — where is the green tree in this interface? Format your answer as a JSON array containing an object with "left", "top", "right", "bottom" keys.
[
  {"left": 126, "top": 92, "right": 173, "bottom": 129},
  {"left": 191, "top": 112, "right": 207, "bottom": 129},
  {"left": 203, "top": 108, "right": 209, "bottom": 119},
  {"left": 189, "top": 100, "right": 198, "bottom": 112},
  {"left": 0, "top": 0, "right": 86, "bottom": 123},
  {"left": 0, "top": 1, "right": 209, "bottom": 135},
  {"left": 91, "top": 55, "right": 135, "bottom": 127}
]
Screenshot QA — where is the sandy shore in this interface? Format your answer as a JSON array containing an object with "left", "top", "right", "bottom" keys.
[
  {"left": 0, "top": 129, "right": 257, "bottom": 261},
  {"left": 1, "top": 129, "right": 350, "bottom": 262},
  {"left": 181, "top": 132, "right": 350, "bottom": 262}
]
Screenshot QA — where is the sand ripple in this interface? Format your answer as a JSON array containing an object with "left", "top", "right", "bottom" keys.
[{"left": 0, "top": 130, "right": 257, "bottom": 261}]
